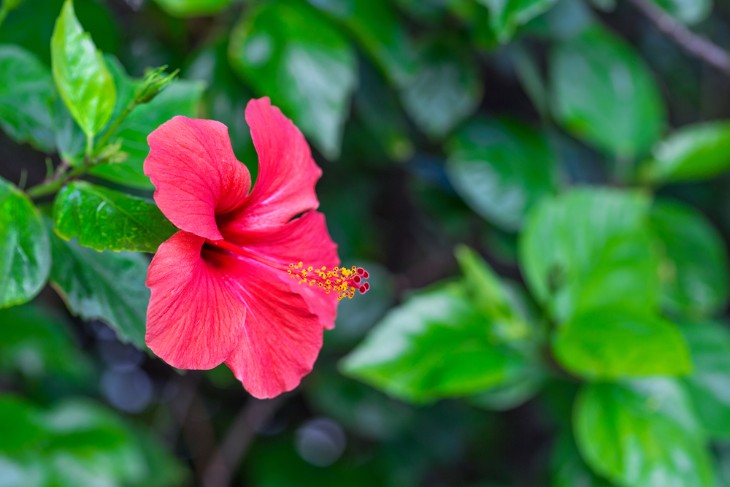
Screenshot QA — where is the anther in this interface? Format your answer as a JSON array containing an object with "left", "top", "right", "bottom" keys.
[{"left": 286, "top": 262, "right": 371, "bottom": 300}]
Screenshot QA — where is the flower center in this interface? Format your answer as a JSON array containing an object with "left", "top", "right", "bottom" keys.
[{"left": 288, "top": 262, "right": 370, "bottom": 300}]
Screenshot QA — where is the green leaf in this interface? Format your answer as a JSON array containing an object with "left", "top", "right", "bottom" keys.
[
  {"left": 480, "top": 0, "right": 559, "bottom": 43},
  {"left": 455, "top": 245, "right": 538, "bottom": 342},
  {"left": 455, "top": 246, "right": 514, "bottom": 319},
  {"left": 53, "top": 181, "right": 175, "bottom": 253},
  {"left": 52, "top": 93, "right": 86, "bottom": 165},
  {"left": 575, "top": 380, "right": 715, "bottom": 487},
  {"left": 446, "top": 117, "right": 557, "bottom": 231},
  {"left": 550, "top": 26, "right": 665, "bottom": 161},
  {"left": 151, "top": 0, "right": 232, "bottom": 17},
  {"left": 0, "top": 396, "right": 44, "bottom": 453},
  {"left": 553, "top": 307, "right": 691, "bottom": 379},
  {"left": 0, "top": 305, "right": 90, "bottom": 380},
  {"left": 653, "top": 0, "right": 711, "bottom": 25},
  {"left": 679, "top": 321, "right": 730, "bottom": 440},
  {"left": 41, "top": 400, "right": 147, "bottom": 485},
  {"left": 353, "top": 60, "right": 413, "bottom": 162},
  {"left": 0, "top": 397, "right": 183, "bottom": 487},
  {"left": 229, "top": 0, "right": 356, "bottom": 159},
  {"left": 468, "top": 366, "right": 545, "bottom": 411},
  {"left": 49, "top": 231, "right": 149, "bottom": 348},
  {"left": 341, "top": 282, "right": 528, "bottom": 403},
  {"left": 0, "top": 0, "right": 119, "bottom": 66},
  {"left": 551, "top": 433, "right": 613, "bottom": 487},
  {"left": 51, "top": 0, "right": 115, "bottom": 140},
  {"left": 400, "top": 37, "right": 482, "bottom": 139},
  {"left": 650, "top": 200, "right": 729, "bottom": 318},
  {"left": 89, "top": 62, "right": 204, "bottom": 188},
  {"left": 642, "top": 122, "right": 730, "bottom": 184},
  {"left": 0, "top": 45, "right": 55, "bottom": 151},
  {"left": 520, "top": 188, "right": 657, "bottom": 323},
  {"left": 456, "top": 246, "right": 546, "bottom": 409},
  {"left": 0, "top": 178, "right": 50, "bottom": 309},
  {"left": 310, "top": 0, "right": 417, "bottom": 87}
]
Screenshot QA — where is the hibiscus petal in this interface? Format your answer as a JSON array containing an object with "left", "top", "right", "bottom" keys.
[
  {"left": 237, "top": 97, "right": 322, "bottom": 228},
  {"left": 145, "top": 117, "right": 251, "bottom": 241},
  {"left": 222, "top": 211, "right": 339, "bottom": 328},
  {"left": 146, "top": 231, "right": 247, "bottom": 370},
  {"left": 221, "top": 258, "right": 324, "bottom": 399}
]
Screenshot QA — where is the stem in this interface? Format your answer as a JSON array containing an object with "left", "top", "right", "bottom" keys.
[
  {"left": 202, "top": 397, "right": 283, "bottom": 487},
  {"left": 0, "top": 7, "right": 8, "bottom": 29},
  {"left": 93, "top": 101, "right": 138, "bottom": 156},
  {"left": 25, "top": 96, "right": 141, "bottom": 200},
  {"left": 629, "top": 0, "right": 730, "bottom": 77},
  {"left": 27, "top": 164, "right": 86, "bottom": 199}
]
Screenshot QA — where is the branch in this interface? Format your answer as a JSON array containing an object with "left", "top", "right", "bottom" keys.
[
  {"left": 201, "top": 396, "right": 284, "bottom": 487},
  {"left": 165, "top": 373, "right": 217, "bottom": 484},
  {"left": 629, "top": 0, "right": 730, "bottom": 77}
]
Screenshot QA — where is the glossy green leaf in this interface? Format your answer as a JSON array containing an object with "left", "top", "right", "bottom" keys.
[
  {"left": 229, "top": 0, "right": 356, "bottom": 159},
  {"left": 151, "top": 0, "right": 232, "bottom": 17},
  {"left": 550, "top": 26, "right": 665, "bottom": 160},
  {"left": 89, "top": 62, "right": 204, "bottom": 188},
  {"left": 0, "top": 45, "right": 55, "bottom": 151},
  {"left": 309, "top": 0, "right": 416, "bottom": 87},
  {"left": 455, "top": 246, "right": 513, "bottom": 319},
  {"left": 0, "top": 178, "right": 50, "bottom": 309},
  {"left": 553, "top": 307, "right": 691, "bottom": 379},
  {"left": 53, "top": 181, "right": 175, "bottom": 253},
  {"left": 650, "top": 200, "right": 729, "bottom": 318},
  {"left": 0, "top": 305, "right": 90, "bottom": 380},
  {"left": 0, "top": 398, "right": 182, "bottom": 487},
  {"left": 468, "top": 366, "right": 545, "bottom": 411},
  {"left": 446, "top": 117, "right": 557, "bottom": 231},
  {"left": 401, "top": 37, "right": 481, "bottom": 139},
  {"left": 341, "top": 282, "right": 528, "bottom": 402},
  {"left": 653, "top": 0, "right": 711, "bottom": 25},
  {"left": 456, "top": 246, "right": 546, "bottom": 409},
  {"left": 575, "top": 380, "right": 714, "bottom": 487},
  {"left": 520, "top": 188, "right": 657, "bottom": 323},
  {"left": 49, "top": 232, "right": 149, "bottom": 348},
  {"left": 643, "top": 122, "right": 730, "bottom": 184},
  {"left": 53, "top": 95, "right": 86, "bottom": 166},
  {"left": 51, "top": 0, "right": 115, "bottom": 139},
  {"left": 0, "top": 0, "right": 119, "bottom": 66},
  {"left": 480, "top": 0, "right": 559, "bottom": 43},
  {"left": 455, "top": 245, "right": 538, "bottom": 342},
  {"left": 680, "top": 321, "right": 730, "bottom": 440}
]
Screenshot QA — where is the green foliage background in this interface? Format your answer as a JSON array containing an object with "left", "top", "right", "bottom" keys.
[{"left": 2, "top": 0, "right": 730, "bottom": 485}]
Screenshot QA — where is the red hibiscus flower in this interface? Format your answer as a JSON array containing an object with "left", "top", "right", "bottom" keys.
[{"left": 143, "top": 97, "right": 368, "bottom": 399}]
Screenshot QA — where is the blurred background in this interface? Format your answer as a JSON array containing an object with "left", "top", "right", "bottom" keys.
[{"left": 3, "top": 0, "right": 730, "bottom": 485}]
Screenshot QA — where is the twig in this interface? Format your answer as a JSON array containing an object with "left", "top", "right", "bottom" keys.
[
  {"left": 629, "top": 0, "right": 730, "bottom": 77},
  {"left": 166, "top": 373, "right": 218, "bottom": 484},
  {"left": 201, "top": 396, "right": 284, "bottom": 487}
]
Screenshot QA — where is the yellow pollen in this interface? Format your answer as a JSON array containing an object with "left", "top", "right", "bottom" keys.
[{"left": 286, "top": 262, "right": 371, "bottom": 300}]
